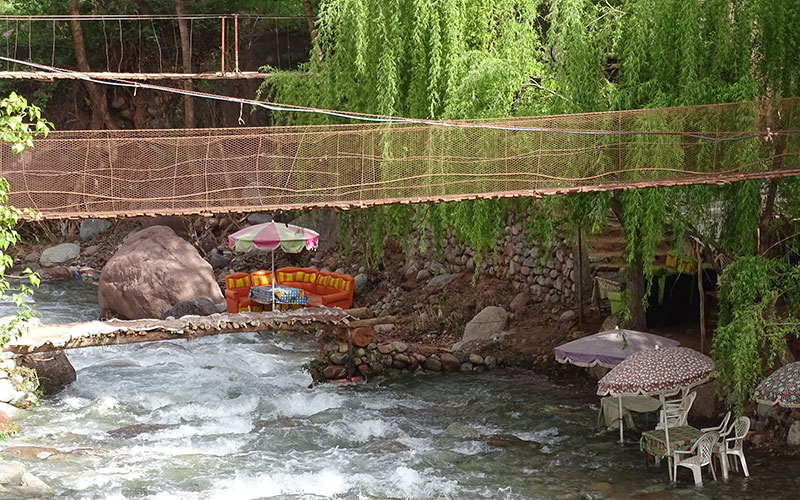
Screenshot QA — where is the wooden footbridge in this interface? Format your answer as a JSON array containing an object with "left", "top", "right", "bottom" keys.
[{"left": 5, "top": 308, "right": 391, "bottom": 355}]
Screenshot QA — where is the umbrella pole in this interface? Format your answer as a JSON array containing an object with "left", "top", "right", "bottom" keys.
[
  {"left": 618, "top": 395, "right": 624, "bottom": 444},
  {"left": 271, "top": 250, "right": 275, "bottom": 310}
]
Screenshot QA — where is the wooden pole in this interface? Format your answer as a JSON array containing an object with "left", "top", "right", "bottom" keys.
[
  {"left": 234, "top": 14, "right": 239, "bottom": 73},
  {"left": 220, "top": 17, "right": 225, "bottom": 75},
  {"left": 697, "top": 241, "right": 706, "bottom": 353},
  {"left": 577, "top": 226, "right": 584, "bottom": 324}
]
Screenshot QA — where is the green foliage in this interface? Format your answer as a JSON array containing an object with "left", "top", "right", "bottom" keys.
[
  {"left": 0, "top": 92, "right": 49, "bottom": 348},
  {"left": 713, "top": 256, "right": 800, "bottom": 416}
]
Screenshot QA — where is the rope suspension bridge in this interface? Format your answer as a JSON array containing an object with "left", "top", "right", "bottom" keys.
[{"left": 0, "top": 95, "right": 797, "bottom": 220}]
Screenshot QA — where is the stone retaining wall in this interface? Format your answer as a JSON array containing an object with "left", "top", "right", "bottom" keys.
[
  {"left": 309, "top": 338, "right": 498, "bottom": 383},
  {"left": 404, "top": 212, "right": 576, "bottom": 304}
]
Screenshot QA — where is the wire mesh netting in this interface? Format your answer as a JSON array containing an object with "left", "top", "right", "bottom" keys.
[{"left": 1, "top": 98, "right": 799, "bottom": 219}]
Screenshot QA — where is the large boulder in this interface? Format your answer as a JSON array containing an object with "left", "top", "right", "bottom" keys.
[
  {"left": 462, "top": 306, "right": 508, "bottom": 343},
  {"left": 17, "top": 351, "right": 76, "bottom": 395},
  {"left": 98, "top": 226, "right": 223, "bottom": 319},
  {"left": 39, "top": 243, "right": 80, "bottom": 267}
]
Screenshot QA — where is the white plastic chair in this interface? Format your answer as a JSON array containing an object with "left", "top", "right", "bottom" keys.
[
  {"left": 656, "top": 391, "right": 697, "bottom": 430},
  {"left": 701, "top": 411, "right": 731, "bottom": 434},
  {"left": 673, "top": 431, "right": 719, "bottom": 485},
  {"left": 725, "top": 416, "right": 750, "bottom": 477}
]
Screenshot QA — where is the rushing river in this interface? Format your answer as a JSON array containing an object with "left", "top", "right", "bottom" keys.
[{"left": 2, "top": 282, "right": 800, "bottom": 499}]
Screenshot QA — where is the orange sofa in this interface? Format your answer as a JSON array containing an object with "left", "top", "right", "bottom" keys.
[
  {"left": 224, "top": 267, "right": 354, "bottom": 313},
  {"left": 274, "top": 267, "right": 355, "bottom": 309}
]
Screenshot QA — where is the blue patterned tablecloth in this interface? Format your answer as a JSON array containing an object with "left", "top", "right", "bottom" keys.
[{"left": 249, "top": 285, "right": 308, "bottom": 306}]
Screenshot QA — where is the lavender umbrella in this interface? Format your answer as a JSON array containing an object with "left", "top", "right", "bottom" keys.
[{"left": 555, "top": 329, "right": 679, "bottom": 369}]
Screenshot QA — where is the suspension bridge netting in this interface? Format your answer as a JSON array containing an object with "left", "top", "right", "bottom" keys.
[{"left": 1, "top": 97, "right": 799, "bottom": 219}]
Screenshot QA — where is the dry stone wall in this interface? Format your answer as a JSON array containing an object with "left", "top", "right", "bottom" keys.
[{"left": 405, "top": 214, "right": 576, "bottom": 304}]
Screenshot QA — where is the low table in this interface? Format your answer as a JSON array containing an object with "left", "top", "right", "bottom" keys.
[
  {"left": 640, "top": 425, "right": 727, "bottom": 480},
  {"left": 249, "top": 285, "right": 308, "bottom": 310}
]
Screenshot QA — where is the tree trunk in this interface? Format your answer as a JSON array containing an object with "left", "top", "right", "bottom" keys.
[
  {"left": 69, "top": 0, "right": 117, "bottom": 129},
  {"left": 626, "top": 250, "right": 648, "bottom": 330},
  {"left": 301, "top": 0, "right": 324, "bottom": 62},
  {"left": 174, "top": 0, "right": 195, "bottom": 128}
]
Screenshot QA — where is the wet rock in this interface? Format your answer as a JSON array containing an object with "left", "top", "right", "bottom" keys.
[
  {"left": 98, "top": 226, "right": 224, "bottom": 319},
  {"left": 426, "top": 273, "right": 462, "bottom": 288},
  {"left": 0, "top": 411, "right": 17, "bottom": 435},
  {"left": 40, "top": 243, "right": 80, "bottom": 267},
  {"left": 486, "top": 434, "right": 531, "bottom": 448},
  {"left": 80, "top": 218, "right": 112, "bottom": 241},
  {"left": 469, "top": 354, "right": 484, "bottom": 365},
  {"left": 440, "top": 353, "right": 461, "bottom": 373},
  {"left": 322, "top": 365, "right": 347, "bottom": 380},
  {"left": 460, "top": 362, "right": 473, "bottom": 372},
  {"left": 0, "top": 380, "right": 21, "bottom": 404},
  {"left": 23, "top": 251, "right": 40, "bottom": 264},
  {"left": 329, "top": 352, "right": 349, "bottom": 365},
  {"left": 484, "top": 356, "right": 497, "bottom": 369},
  {"left": 0, "top": 461, "right": 25, "bottom": 484},
  {"left": 446, "top": 422, "right": 480, "bottom": 438},
  {"left": 462, "top": 306, "right": 508, "bottom": 343},
  {"left": 39, "top": 266, "right": 74, "bottom": 281},
  {"left": 107, "top": 424, "right": 169, "bottom": 438},
  {"left": 0, "top": 402, "right": 23, "bottom": 420},
  {"left": 3, "top": 446, "right": 62, "bottom": 460},
  {"left": 19, "top": 472, "right": 53, "bottom": 495},
  {"left": 17, "top": 351, "right": 75, "bottom": 395},
  {"left": 423, "top": 357, "right": 442, "bottom": 372},
  {"left": 162, "top": 297, "right": 218, "bottom": 320}
]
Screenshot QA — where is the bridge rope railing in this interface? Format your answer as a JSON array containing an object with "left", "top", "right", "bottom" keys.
[{"left": 1, "top": 97, "right": 799, "bottom": 219}]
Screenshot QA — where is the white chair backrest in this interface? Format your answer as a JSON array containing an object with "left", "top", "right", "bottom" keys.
[
  {"left": 694, "top": 431, "right": 719, "bottom": 462},
  {"left": 717, "top": 411, "right": 732, "bottom": 436},
  {"left": 729, "top": 416, "right": 750, "bottom": 451},
  {"left": 666, "top": 391, "right": 696, "bottom": 426}
]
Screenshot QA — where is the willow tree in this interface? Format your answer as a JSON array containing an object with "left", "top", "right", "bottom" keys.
[{"left": 263, "top": 0, "right": 800, "bottom": 409}]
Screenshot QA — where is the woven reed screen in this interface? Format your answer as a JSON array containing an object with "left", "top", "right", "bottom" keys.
[{"left": 1, "top": 98, "right": 798, "bottom": 219}]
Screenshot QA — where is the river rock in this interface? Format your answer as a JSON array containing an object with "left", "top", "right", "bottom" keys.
[
  {"left": 373, "top": 324, "right": 395, "bottom": 334},
  {"left": 17, "top": 351, "right": 75, "bottom": 395},
  {"left": 423, "top": 357, "right": 442, "bottom": 371},
  {"left": 0, "top": 402, "right": 23, "bottom": 420},
  {"left": 688, "top": 382, "right": 718, "bottom": 419},
  {"left": 462, "top": 306, "right": 508, "bottom": 343},
  {"left": 162, "top": 297, "right": 218, "bottom": 320},
  {"left": 468, "top": 354, "right": 484, "bottom": 365},
  {"left": 354, "top": 273, "right": 369, "bottom": 296},
  {"left": 323, "top": 365, "right": 347, "bottom": 380},
  {"left": 426, "top": 273, "right": 462, "bottom": 288},
  {"left": 39, "top": 243, "right": 80, "bottom": 267},
  {"left": 98, "top": 226, "right": 224, "bottom": 319},
  {"left": 559, "top": 310, "right": 576, "bottom": 322},
  {"left": 416, "top": 269, "right": 432, "bottom": 281},
  {"left": 0, "top": 379, "right": 19, "bottom": 404},
  {"left": 3, "top": 446, "right": 62, "bottom": 460},
  {"left": 484, "top": 356, "right": 497, "bottom": 369},
  {"left": 208, "top": 254, "right": 231, "bottom": 270},
  {"left": 23, "top": 251, "right": 40, "bottom": 264},
  {"left": 0, "top": 411, "right": 16, "bottom": 435},
  {"left": 39, "top": 266, "right": 74, "bottom": 281},
  {"left": 601, "top": 314, "right": 618, "bottom": 331},
  {"left": 0, "top": 461, "right": 25, "bottom": 485},
  {"left": 107, "top": 423, "right": 170, "bottom": 438},
  {"left": 391, "top": 341, "right": 408, "bottom": 353},
  {"left": 509, "top": 292, "right": 529, "bottom": 313},
  {"left": 440, "top": 353, "right": 461, "bottom": 373},
  {"left": 330, "top": 352, "right": 349, "bottom": 365},
  {"left": 19, "top": 472, "right": 53, "bottom": 495},
  {"left": 80, "top": 218, "right": 112, "bottom": 241},
  {"left": 460, "top": 362, "right": 473, "bottom": 372},
  {"left": 788, "top": 421, "right": 800, "bottom": 447}
]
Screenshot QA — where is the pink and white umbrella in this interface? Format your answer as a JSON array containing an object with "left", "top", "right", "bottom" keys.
[
  {"left": 228, "top": 221, "right": 319, "bottom": 308},
  {"left": 597, "top": 346, "right": 713, "bottom": 445}
]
